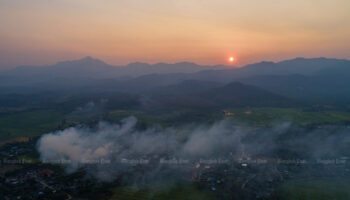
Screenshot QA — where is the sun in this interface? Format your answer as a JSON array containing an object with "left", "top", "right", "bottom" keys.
[{"left": 229, "top": 57, "right": 235, "bottom": 62}]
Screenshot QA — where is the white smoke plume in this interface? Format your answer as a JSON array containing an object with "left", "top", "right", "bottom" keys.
[
  {"left": 37, "top": 116, "right": 350, "bottom": 182},
  {"left": 37, "top": 116, "right": 249, "bottom": 181}
]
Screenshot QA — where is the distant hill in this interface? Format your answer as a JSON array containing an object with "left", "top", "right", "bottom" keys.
[
  {"left": 0, "top": 56, "right": 228, "bottom": 83},
  {"left": 147, "top": 80, "right": 223, "bottom": 96},
  {"left": 240, "top": 57, "right": 350, "bottom": 76},
  {"left": 1, "top": 57, "right": 349, "bottom": 106},
  {"left": 148, "top": 81, "right": 297, "bottom": 108},
  {"left": 0, "top": 57, "right": 230, "bottom": 92},
  {"left": 189, "top": 57, "right": 350, "bottom": 83},
  {"left": 226, "top": 59, "right": 350, "bottom": 105},
  {"left": 124, "top": 62, "right": 227, "bottom": 75},
  {"left": 198, "top": 82, "right": 296, "bottom": 107},
  {"left": 239, "top": 73, "right": 350, "bottom": 105},
  {"left": 1, "top": 56, "right": 114, "bottom": 78}
]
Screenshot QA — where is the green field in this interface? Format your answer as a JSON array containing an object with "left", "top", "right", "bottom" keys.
[
  {"left": 225, "top": 108, "right": 350, "bottom": 126},
  {"left": 0, "top": 109, "right": 64, "bottom": 140},
  {"left": 278, "top": 178, "right": 350, "bottom": 200},
  {"left": 109, "top": 184, "right": 216, "bottom": 200},
  {"left": 107, "top": 110, "right": 164, "bottom": 126},
  {"left": 2, "top": 107, "right": 350, "bottom": 142},
  {"left": 107, "top": 109, "right": 223, "bottom": 127}
]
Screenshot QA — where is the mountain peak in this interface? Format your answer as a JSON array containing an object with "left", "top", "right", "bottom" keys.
[
  {"left": 76, "top": 56, "right": 103, "bottom": 63},
  {"left": 127, "top": 62, "right": 151, "bottom": 68},
  {"left": 81, "top": 56, "right": 95, "bottom": 61},
  {"left": 56, "top": 56, "right": 108, "bottom": 67},
  {"left": 277, "top": 57, "right": 340, "bottom": 64}
]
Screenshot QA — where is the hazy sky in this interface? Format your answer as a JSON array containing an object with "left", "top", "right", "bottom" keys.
[{"left": 1, "top": 0, "right": 350, "bottom": 69}]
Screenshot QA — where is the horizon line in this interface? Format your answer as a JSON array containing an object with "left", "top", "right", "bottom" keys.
[{"left": 1, "top": 56, "right": 349, "bottom": 72}]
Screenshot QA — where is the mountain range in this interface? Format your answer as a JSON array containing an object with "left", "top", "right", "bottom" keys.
[{"left": 1, "top": 56, "right": 350, "bottom": 106}]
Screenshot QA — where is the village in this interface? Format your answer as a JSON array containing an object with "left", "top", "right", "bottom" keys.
[
  {"left": 1, "top": 135, "right": 350, "bottom": 200},
  {"left": 0, "top": 138, "right": 113, "bottom": 200}
]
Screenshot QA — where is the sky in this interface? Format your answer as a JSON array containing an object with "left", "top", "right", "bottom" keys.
[{"left": 1, "top": 0, "right": 350, "bottom": 70}]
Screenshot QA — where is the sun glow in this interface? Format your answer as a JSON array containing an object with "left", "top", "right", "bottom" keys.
[{"left": 229, "top": 57, "right": 235, "bottom": 63}]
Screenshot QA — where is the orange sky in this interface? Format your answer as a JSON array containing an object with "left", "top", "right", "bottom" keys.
[{"left": 1, "top": 0, "right": 350, "bottom": 69}]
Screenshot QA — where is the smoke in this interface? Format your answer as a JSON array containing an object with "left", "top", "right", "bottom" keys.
[
  {"left": 37, "top": 117, "right": 244, "bottom": 181},
  {"left": 36, "top": 116, "right": 350, "bottom": 182},
  {"left": 73, "top": 99, "right": 108, "bottom": 114}
]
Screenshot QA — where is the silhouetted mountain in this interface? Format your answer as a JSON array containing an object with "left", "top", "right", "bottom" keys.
[
  {"left": 1, "top": 57, "right": 228, "bottom": 79},
  {"left": 1, "top": 57, "right": 349, "bottom": 107},
  {"left": 0, "top": 57, "right": 116, "bottom": 89},
  {"left": 240, "top": 57, "right": 350, "bottom": 76},
  {"left": 148, "top": 80, "right": 223, "bottom": 96},
  {"left": 198, "top": 82, "right": 295, "bottom": 107},
  {"left": 148, "top": 81, "right": 296, "bottom": 108},
  {"left": 0, "top": 57, "right": 229, "bottom": 89},
  {"left": 188, "top": 57, "right": 350, "bottom": 83},
  {"left": 2, "top": 56, "right": 113, "bottom": 78},
  {"left": 239, "top": 73, "right": 350, "bottom": 105},
  {"left": 237, "top": 58, "right": 350, "bottom": 105}
]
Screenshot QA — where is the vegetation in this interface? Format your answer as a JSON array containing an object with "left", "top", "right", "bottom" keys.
[
  {"left": 109, "top": 184, "right": 216, "bottom": 200},
  {"left": 0, "top": 109, "right": 64, "bottom": 140},
  {"left": 2, "top": 106, "right": 350, "bottom": 141},
  {"left": 106, "top": 109, "right": 223, "bottom": 128},
  {"left": 278, "top": 178, "right": 350, "bottom": 200},
  {"left": 225, "top": 108, "right": 350, "bottom": 126}
]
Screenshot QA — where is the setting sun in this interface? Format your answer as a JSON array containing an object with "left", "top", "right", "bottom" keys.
[{"left": 229, "top": 57, "right": 235, "bottom": 62}]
